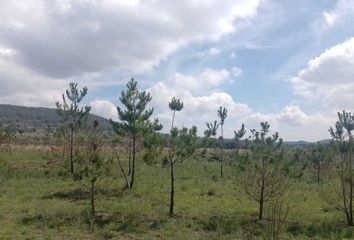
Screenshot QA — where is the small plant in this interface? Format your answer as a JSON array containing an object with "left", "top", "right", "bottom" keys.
[{"left": 75, "top": 120, "right": 112, "bottom": 217}]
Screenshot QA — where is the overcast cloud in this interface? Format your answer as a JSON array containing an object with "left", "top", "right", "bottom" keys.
[{"left": 1, "top": 0, "right": 354, "bottom": 141}]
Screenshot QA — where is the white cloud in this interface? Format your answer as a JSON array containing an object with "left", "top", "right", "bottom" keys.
[
  {"left": 0, "top": 0, "right": 263, "bottom": 78},
  {"left": 323, "top": 0, "right": 354, "bottom": 28},
  {"left": 0, "top": 0, "right": 263, "bottom": 107},
  {"left": 145, "top": 69, "right": 330, "bottom": 141},
  {"left": 90, "top": 100, "right": 117, "bottom": 120},
  {"left": 290, "top": 37, "right": 354, "bottom": 109},
  {"left": 0, "top": 48, "right": 63, "bottom": 107},
  {"left": 168, "top": 68, "right": 231, "bottom": 94}
]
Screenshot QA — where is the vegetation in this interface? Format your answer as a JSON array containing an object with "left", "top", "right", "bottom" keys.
[
  {"left": 56, "top": 82, "right": 91, "bottom": 175},
  {"left": 205, "top": 120, "right": 219, "bottom": 158},
  {"left": 110, "top": 78, "right": 154, "bottom": 189},
  {"left": 75, "top": 120, "right": 112, "bottom": 217},
  {"left": 326, "top": 111, "right": 354, "bottom": 226},
  {"left": 238, "top": 122, "right": 288, "bottom": 221},
  {"left": 1, "top": 78, "right": 354, "bottom": 239},
  {"left": 0, "top": 104, "right": 111, "bottom": 135},
  {"left": 217, "top": 106, "right": 227, "bottom": 178},
  {"left": 167, "top": 97, "right": 197, "bottom": 217}
]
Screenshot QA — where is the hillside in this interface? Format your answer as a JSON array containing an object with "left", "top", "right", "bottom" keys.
[
  {"left": 0, "top": 104, "right": 327, "bottom": 146},
  {"left": 0, "top": 104, "right": 112, "bottom": 133}
]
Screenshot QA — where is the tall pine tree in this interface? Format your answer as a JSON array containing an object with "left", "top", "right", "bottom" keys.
[{"left": 111, "top": 78, "right": 153, "bottom": 189}]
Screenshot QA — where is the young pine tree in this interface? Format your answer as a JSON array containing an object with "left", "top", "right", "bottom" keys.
[
  {"left": 167, "top": 97, "right": 198, "bottom": 218},
  {"left": 307, "top": 143, "right": 327, "bottom": 184},
  {"left": 169, "top": 97, "right": 183, "bottom": 130},
  {"left": 217, "top": 106, "right": 227, "bottom": 178},
  {"left": 76, "top": 120, "right": 112, "bottom": 217},
  {"left": 327, "top": 111, "right": 354, "bottom": 226},
  {"left": 168, "top": 126, "right": 198, "bottom": 218},
  {"left": 143, "top": 119, "right": 164, "bottom": 165},
  {"left": 206, "top": 120, "right": 219, "bottom": 156},
  {"left": 56, "top": 82, "right": 91, "bottom": 175},
  {"left": 234, "top": 123, "right": 246, "bottom": 161},
  {"left": 239, "top": 122, "right": 288, "bottom": 221},
  {"left": 110, "top": 78, "right": 153, "bottom": 189}
]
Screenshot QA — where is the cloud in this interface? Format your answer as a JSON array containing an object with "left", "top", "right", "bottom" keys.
[
  {"left": 323, "top": 0, "right": 354, "bottom": 28},
  {"left": 231, "top": 67, "right": 242, "bottom": 77},
  {"left": 145, "top": 69, "right": 330, "bottom": 141},
  {"left": 0, "top": 0, "right": 263, "bottom": 107},
  {"left": 290, "top": 37, "right": 354, "bottom": 109},
  {"left": 0, "top": 0, "right": 263, "bottom": 79},
  {"left": 90, "top": 100, "right": 117, "bottom": 120},
  {"left": 169, "top": 69, "right": 231, "bottom": 94},
  {"left": 0, "top": 47, "right": 63, "bottom": 107}
]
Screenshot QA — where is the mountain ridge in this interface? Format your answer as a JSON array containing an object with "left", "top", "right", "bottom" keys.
[
  {"left": 0, "top": 104, "right": 112, "bottom": 133},
  {"left": 0, "top": 104, "right": 330, "bottom": 145}
]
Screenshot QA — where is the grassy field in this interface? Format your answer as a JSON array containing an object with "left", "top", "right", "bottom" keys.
[{"left": 0, "top": 149, "right": 352, "bottom": 239}]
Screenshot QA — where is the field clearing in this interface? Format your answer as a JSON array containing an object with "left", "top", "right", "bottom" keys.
[{"left": 0, "top": 149, "right": 351, "bottom": 239}]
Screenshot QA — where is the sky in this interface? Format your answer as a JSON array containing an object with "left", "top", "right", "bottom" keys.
[{"left": 1, "top": 0, "right": 354, "bottom": 141}]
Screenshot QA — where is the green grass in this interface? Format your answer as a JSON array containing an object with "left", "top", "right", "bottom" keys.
[{"left": 0, "top": 149, "right": 352, "bottom": 239}]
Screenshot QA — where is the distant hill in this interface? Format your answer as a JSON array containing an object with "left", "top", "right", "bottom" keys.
[
  {"left": 0, "top": 104, "right": 330, "bottom": 145},
  {"left": 0, "top": 104, "right": 112, "bottom": 133}
]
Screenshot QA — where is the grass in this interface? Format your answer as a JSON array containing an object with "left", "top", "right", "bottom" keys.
[{"left": 0, "top": 149, "right": 352, "bottom": 239}]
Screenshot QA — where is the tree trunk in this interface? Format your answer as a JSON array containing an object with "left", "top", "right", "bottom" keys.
[
  {"left": 259, "top": 199, "right": 264, "bottom": 221},
  {"left": 350, "top": 144, "right": 353, "bottom": 226},
  {"left": 317, "top": 164, "right": 320, "bottom": 184},
  {"left": 259, "top": 178, "right": 265, "bottom": 220},
  {"left": 220, "top": 125, "right": 224, "bottom": 178},
  {"left": 130, "top": 132, "right": 136, "bottom": 189},
  {"left": 169, "top": 161, "right": 175, "bottom": 218},
  {"left": 171, "top": 110, "right": 176, "bottom": 131},
  {"left": 128, "top": 137, "right": 132, "bottom": 176},
  {"left": 70, "top": 127, "right": 74, "bottom": 175},
  {"left": 91, "top": 180, "right": 95, "bottom": 217}
]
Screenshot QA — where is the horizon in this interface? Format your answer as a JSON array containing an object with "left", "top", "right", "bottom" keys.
[
  {"left": 1, "top": 1, "right": 354, "bottom": 141},
  {"left": 0, "top": 103, "right": 333, "bottom": 143}
]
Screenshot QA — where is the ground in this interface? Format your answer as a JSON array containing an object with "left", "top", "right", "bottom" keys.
[{"left": 0, "top": 149, "right": 352, "bottom": 239}]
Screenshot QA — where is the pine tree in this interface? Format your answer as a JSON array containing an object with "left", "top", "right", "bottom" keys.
[
  {"left": 306, "top": 143, "right": 327, "bottom": 184},
  {"left": 217, "top": 106, "right": 227, "bottom": 178},
  {"left": 169, "top": 97, "right": 184, "bottom": 130},
  {"left": 143, "top": 119, "right": 164, "bottom": 165},
  {"left": 327, "top": 111, "right": 354, "bottom": 226},
  {"left": 206, "top": 120, "right": 219, "bottom": 156},
  {"left": 167, "top": 97, "right": 198, "bottom": 217},
  {"left": 56, "top": 82, "right": 91, "bottom": 175},
  {"left": 234, "top": 123, "right": 246, "bottom": 161},
  {"left": 76, "top": 120, "right": 112, "bottom": 217},
  {"left": 110, "top": 78, "right": 153, "bottom": 189},
  {"left": 239, "top": 122, "right": 288, "bottom": 221},
  {"left": 168, "top": 126, "right": 198, "bottom": 218}
]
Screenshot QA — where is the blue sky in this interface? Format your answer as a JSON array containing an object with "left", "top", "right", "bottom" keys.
[{"left": 1, "top": 0, "right": 354, "bottom": 141}]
